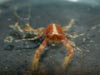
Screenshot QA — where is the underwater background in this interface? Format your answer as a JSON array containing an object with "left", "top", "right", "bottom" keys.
[{"left": 0, "top": 0, "right": 100, "bottom": 75}]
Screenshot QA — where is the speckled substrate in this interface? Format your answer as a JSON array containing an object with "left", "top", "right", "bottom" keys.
[{"left": 0, "top": 0, "right": 100, "bottom": 75}]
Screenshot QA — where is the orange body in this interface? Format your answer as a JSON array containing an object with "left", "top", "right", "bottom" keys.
[{"left": 44, "top": 24, "right": 65, "bottom": 41}]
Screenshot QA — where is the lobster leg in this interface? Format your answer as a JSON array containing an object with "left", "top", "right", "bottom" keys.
[
  {"left": 68, "top": 40, "right": 81, "bottom": 51},
  {"left": 32, "top": 38, "right": 47, "bottom": 71},
  {"left": 65, "top": 33, "right": 84, "bottom": 39},
  {"left": 62, "top": 19, "right": 75, "bottom": 31},
  {"left": 61, "top": 39, "right": 74, "bottom": 68}
]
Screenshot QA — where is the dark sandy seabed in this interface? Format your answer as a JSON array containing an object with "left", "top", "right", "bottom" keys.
[{"left": 0, "top": 0, "right": 100, "bottom": 75}]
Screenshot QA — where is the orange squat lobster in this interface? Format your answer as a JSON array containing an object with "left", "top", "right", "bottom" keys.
[
  {"left": 32, "top": 23, "right": 74, "bottom": 70},
  {"left": 8, "top": 19, "right": 84, "bottom": 70}
]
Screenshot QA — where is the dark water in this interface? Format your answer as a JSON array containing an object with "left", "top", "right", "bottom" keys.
[{"left": 0, "top": 0, "right": 100, "bottom": 75}]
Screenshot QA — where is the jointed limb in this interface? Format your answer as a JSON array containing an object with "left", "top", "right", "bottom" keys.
[
  {"left": 22, "top": 23, "right": 44, "bottom": 34},
  {"left": 4, "top": 34, "right": 42, "bottom": 43},
  {"left": 65, "top": 33, "right": 84, "bottom": 39},
  {"left": 15, "top": 35, "right": 42, "bottom": 42},
  {"left": 10, "top": 23, "right": 44, "bottom": 35},
  {"left": 10, "top": 22, "right": 24, "bottom": 33},
  {"left": 8, "top": 23, "right": 44, "bottom": 43},
  {"left": 61, "top": 38, "right": 74, "bottom": 68},
  {"left": 68, "top": 40, "right": 81, "bottom": 52},
  {"left": 32, "top": 38, "right": 47, "bottom": 71},
  {"left": 32, "top": 27, "right": 45, "bottom": 35},
  {"left": 62, "top": 19, "right": 75, "bottom": 31}
]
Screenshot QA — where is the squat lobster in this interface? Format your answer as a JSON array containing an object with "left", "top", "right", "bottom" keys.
[{"left": 8, "top": 19, "right": 84, "bottom": 70}]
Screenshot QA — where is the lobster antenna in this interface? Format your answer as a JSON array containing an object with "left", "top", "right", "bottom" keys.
[{"left": 13, "top": 5, "right": 31, "bottom": 24}]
